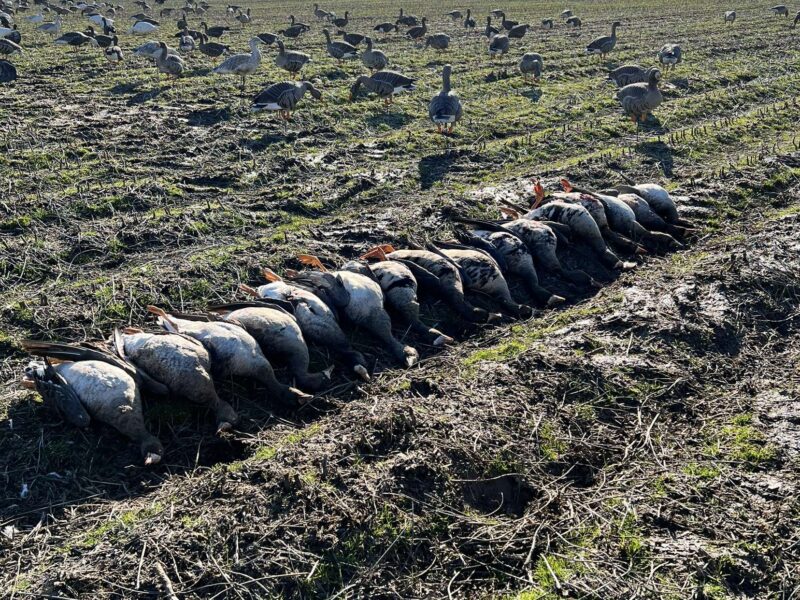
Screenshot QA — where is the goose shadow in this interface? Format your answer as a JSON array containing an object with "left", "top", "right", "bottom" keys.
[
  {"left": 521, "top": 87, "right": 543, "bottom": 102},
  {"left": 419, "top": 152, "right": 459, "bottom": 190},
  {"left": 365, "top": 111, "right": 413, "bottom": 128},
  {"left": 110, "top": 80, "right": 144, "bottom": 95},
  {"left": 125, "top": 86, "right": 165, "bottom": 105},
  {"left": 635, "top": 139, "right": 674, "bottom": 176},
  {"left": 321, "top": 68, "right": 354, "bottom": 81},
  {"left": 186, "top": 106, "right": 233, "bottom": 126}
]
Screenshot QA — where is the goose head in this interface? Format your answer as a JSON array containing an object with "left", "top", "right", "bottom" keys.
[
  {"left": 349, "top": 75, "right": 369, "bottom": 100},
  {"left": 302, "top": 81, "right": 323, "bottom": 101}
]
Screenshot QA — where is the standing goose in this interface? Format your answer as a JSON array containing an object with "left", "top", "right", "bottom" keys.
[
  {"left": 484, "top": 16, "right": 499, "bottom": 40},
  {"left": 55, "top": 30, "right": 99, "bottom": 51},
  {"left": 280, "top": 23, "right": 309, "bottom": 38},
  {"left": 341, "top": 32, "right": 367, "bottom": 46},
  {"left": 724, "top": 10, "right": 736, "bottom": 23},
  {"left": 288, "top": 255, "right": 419, "bottom": 368},
  {"left": 198, "top": 32, "right": 229, "bottom": 58},
  {"left": 464, "top": 9, "right": 475, "bottom": 31},
  {"left": 367, "top": 246, "right": 500, "bottom": 323},
  {"left": 38, "top": 15, "right": 61, "bottom": 35},
  {"left": 245, "top": 269, "right": 369, "bottom": 381},
  {"left": 616, "top": 67, "right": 663, "bottom": 128},
  {"left": 561, "top": 9, "right": 573, "bottom": 19},
  {"left": 452, "top": 228, "right": 564, "bottom": 307},
  {"left": 22, "top": 342, "right": 163, "bottom": 466},
  {"left": 793, "top": 11, "right": 800, "bottom": 27},
  {"left": 0, "top": 57, "right": 15, "bottom": 81},
  {"left": 213, "top": 36, "right": 261, "bottom": 88},
  {"left": 146, "top": 306, "right": 310, "bottom": 405},
  {"left": 275, "top": 39, "right": 311, "bottom": 77},
  {"left": 429, "top": 64, "right": 462, "bottom": 134},
  {"left": 608, "top": 64, "right": 647, "bottom": 87},
  {"left": 330, "top": 10, "right": 348, "bottom": 30},
  {"left": 770, "top": 5, "right": 789, "bottom": 17},
  {"left": 361, "top": 36, "right": 388, "bottom": 71},
  {"left": 396, "top": 8, "right": 418, "bottom": 27},
  {"left": 105, "top": 37, "right": 123, "bottom": 63},
  {"left": 118, "top": 328, "right": 239, "bottom": 432},
  {"left": 0, "top": 38, "right": 22, "bottom": 55},
  {"left": 208, "top": 302, "right": 331, "bottom": 392},
  {"left": 155, "top": 41, "right": 184, "bottom": 77},
  {"left": 446, "top": 10, "right": 462, "bottom": 21},
  {"left": 508, "top": 23, "right": 530, "bottom": 38},
  {"left": 497, "top": 11, "right": 517, "bottom": 30},
  {"left": 27, "top": 12, "right": 44, "bottom": 23},
  {"left": 518, "top": 52, "right": 543, "bottom": 82},
  {"left": 566, "top": 16, "right": 581, "bottom": 29},
  {"left": 406, "top": 17, "right": 427, "bottom": 42},
  {"left": 179, "top": 28, "right": 195, "bottom": 52},
  {"left": 488, "top": 34, "right": 509, "bottom": 57},
  {"left": 323, "top": 28, "right": 357, "bottom": 62},
  {"left": 235, "top": 7, "right": 251, "bottom": 27},
  {"left": 252, "top": 80, "right": 322, "bottom": 119},
  {"left": 288, "top": 15, "right": 310, "bottom": 31},
  {"left": 657, "top": 43, "right": 681, "bottom": 70},
  {"left": 373, "top": 22, "right": 398, "bottom": 34},
  {"left": 201, "top": 21, "right": 229, "bottom": 38},
  {"left": 586, "top": 21, "right": 621, "bottom": 60},
  {"left": 541, "top": 18, "right": 554, "bottom": 29},
  {"left": 425, "top": 33, "right": 449, "bottom": 51},
  {"left": 350, "top": 70, "right": 416, "bottom": 106},
  {"left": 129, "top": 19, "right": 158, "bottom": 34},
  {"left": 358, "top": 247, "right": 454, "bottom": 346},
  {"left": 314, "top": 4, "right": 331, "bottom": 20},
  {"left": 256, "top": 32, "right": 279, "bottom": 46}
]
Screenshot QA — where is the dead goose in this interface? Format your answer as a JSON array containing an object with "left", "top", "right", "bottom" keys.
[
  {"left": 657, "top": 43, "right": 681, "bottom": 70},
  {"left": 452, "top": 215, "right": 599, "bottom": 289},
  {"left": 155, "top": 41, "right": 184, "bottom": 77},
  {"left": 425, "top": 33, "right": 449, "bottom": 51},
  {"left": 213, "top": 36, "right": 261, "bottom": 88},
  {"left": 358, "top": 247, "right": 453, "bottom": 346},
  {"left": 612, "top": 192, "right": 688, "bottom": 239},
  {"left": 488, "top": 34, "right": 509, "bottom": 57},
  {"left": 129, "top": 19, "right": 158, "bottom": 34},
  {"left": 323, "top": 28, "right": 357, "bottom": 61},
  {"left": 616, "top": 67, "right": 663, "bottom": 128},
  {"left": 252, "top": 80, "right": 322, "bottom": 119},
  {"left": 608, "top": 64, "right": 647, "bottom": 87},
  {"left": 406, "top": 17, "right": 427, "bottom": 42},
  {"left": 519, "top": 52, "right": 543, "bottom": 82},
  {"left": 244, "top": 269, "right": 369, "bottom": 381},
  {"left": 350, "top": 70, "right": 416, "bottom": 106},
  {"left": 452, "top": 228, "right": 564, "bottom": 307},
  {"left": 275, "top": 39, "right": 311, "bottom": 77},
  {"left": 289, "top": 255, "right": 419, "bottom": 368},
  {"left": 586, "top": 21, "right": 620, "bottom": 59},
  {"left": 615, "top": 183, "right": 684, "bottom": 225},
  {"left": 724, "top": 10, "right": 736, "bottom": 24},
  {"left": 566, "top": 16, "right": 581, "bottom": 28},
  {"left": 22, "top": 342, "right": 163, "bottom": 466},
  {"left": 361, "top": 36, "right": 388, "bottom": 71},
  {"left": 118, "top": 328, "right": 238, "bottom": 432},
  {"left": 146, "top": 306, "right": 310, "bottom": 405},
  {"left": 431, "top": 241, "right": 534, "bottom": 318},
  {"left": 367, "top": 246, "right": 500, "bottom": 323},
  {"left": 484, "top": 16, "right": 499, "bottom": 39},
  {"left": 429, "top": 64, "right": 462, "bottom": 134},
  {"left": 209, "top": 302, "right": 331, "bottom": 392},
  {"left": 770, "top": 5, "right": 789, "bottom": 17}
]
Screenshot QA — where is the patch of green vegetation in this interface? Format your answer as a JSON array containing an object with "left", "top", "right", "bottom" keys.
[
  {"left": 245, "top": 424, "right": 322, "bottom": 467},
  {"left": 538, "top": 423, "right": 567, "bottom": 461},
  {"left": 81, "top": 502, "right": 164, "bottom": 548},
  {"left": 615, "top": 513, "right": 647, "bottom": 560}
]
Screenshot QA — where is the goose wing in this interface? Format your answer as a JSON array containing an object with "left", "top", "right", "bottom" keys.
[
  {"left": 253, "top": 81, "right": 299, "bottom": 109},
  {"left": 429, "top": 91, "right": 462, "bottom": 122},
  {"left": 586, "top": 34, "right": 611, "bottom": 51}
]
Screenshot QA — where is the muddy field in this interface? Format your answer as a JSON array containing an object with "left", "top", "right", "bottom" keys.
[{"left": 2, "top": 0, "right": 800, "bottom": 597}]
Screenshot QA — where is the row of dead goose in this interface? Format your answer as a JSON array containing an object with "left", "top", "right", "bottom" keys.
[{"left": 21, "top": 180, "right": 693, "bottom": 466}]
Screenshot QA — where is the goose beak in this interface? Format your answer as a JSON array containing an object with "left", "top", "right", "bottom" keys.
[
  {"left": 21, "top": 375, "right": 36, "bottom": 389},
  {"left": 216, "top": 421, "right": 233, "bottom": 435},
  {"left": 487, "top": 312, "right": 503, "bottom": 323},
  {"left": 590, "top": 279, "right": 604, "bottom": 289},
  {"left": 322, "top": 365, "right": 335, "bottom": 379},
  {"left": 291, "top": 387, "right": 313, "bottom": 404},
  {"left": 432, "top": 333, "right": 454, "bottom": 347},
  {"left": 404, "top": 352, "right": 419, "bottom": 368},
  {"left": 547, "top": 295, "right": 566, "bottom": 307},
  {"left": 353, "top": 364, "right": 371, "bottom": 381},
  {"left": 144, "top": 452, "right": 162, "bottom": 466},
  {"left": 621, "top": 261, "right": 637, "bottom": 271},
  {"left": 634, "top": 246, "right": 648, "bottom": 255}
]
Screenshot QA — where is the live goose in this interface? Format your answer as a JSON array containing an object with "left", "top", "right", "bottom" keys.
[
  {"left": 26, "top": 12, "right": 44, "bottom": 23},
  {"left": 566, "top": 16, "right": 581, "bottom": 28},
  {"left": 770, "top": 5, "right": 789, "bottom": 17},
  {"left": 431, "top": 242, "right": 533, "bottom": 318},
  {"left": 37, "top": 15, "right": 60, "bottom": 34},
  {"left": 135, "top": 39, "right": 178, "bottom": 60},
  {"left": 288, "top": 255, "right": 419, "bottom": 368},
  {"left": 0, "top": 38, "right": 22, "bottom": 54},
  {"left": 252, "top": 80, "right": 322, "bottom": 119},
  {"left": 256, "top": 32, "right": 279, "bottom": 46},
  {"left": 288, "top": 14, "right": 310, "bottom": 31},
  {"left": 105, "top": 36, "right": 123, "bottom": 63},
  {"left": 373, "top": 22, "right": 397, "bottom": 34},
  {"left": 341, "top": 32, "right": 366, "bottom": 46},
  {"left": 21, "top": 341, "right": 163, "bottom": 466},
  {"left": 657, "top": 43, "right": 681, "bottom": 70},
  {"left": 496, "top": 11, "right": 517, "bottom": 30},
  {"left": 425, "top": 33, "right": 449, "bottom": 51},
  {"left": 314, "top": 3, "right": 330, "bottom": 20},
  {"left": 452, "top": 227, "right": 564, "bottom": 306},
  {"left": 724, "top": 10, "right": 736, "bottom": 24},
  {"left": 235, "top": 7, "right": 250, "bottom": 27},
  {"left": 55, "top": 30, "right": 99, "bottom": 50},
  {"left": 213, "top": 36, "right": 261, "bottom": 88},
  {"left": 541, "top": 18, "right": 553, "bottom": 29},
  {"left": 396, "top": 8, "right": 418, "bottom": 27},
  {"left": 244, "top": 269, "right": 369, "bottom": 381},
  {"left": 350, "top": 70, "right": 415, "bottom": 106},
  {"left": 406, "top": 16, "right": 427, "bottom": 42},
  {"left": 0, "top": 57, "right": 15, "bottom": 81},
  {"left": 155, "top": 40, "right": 184, "bottom": 77},
  {"left": 118, "top": 328, "right": 239, "bottom": 432},
  {"left": 129, "top": 19, "right": 158, "bottom": 34},
  {"left": 275, "top": 39, "right": 311, "bottom": 77},
  {"left": 330, "top": 10, "right": 348, "bottom": 29},
  {"left": 464, "top": 9, "right": 475, "bottom": 31},
  {"left": 561, "top": 9, "right": 573, "bottom": 19},
  {"left": 368, "top": 246, "right": 500, "bottom": 323},
  {"left": 446, "top": 10, "right": 462, "bottom": 21},
  {"left": 323, "top": 28, "right": 357, "bottom": 61},
  {"left": 179, "top": 28, "right": 195, "bottom": 52},
  {"left": 361, "top": 36, "right": 387, "bottom": 71},
  {"left": 209, "top": 302, "right": 331, "bottom": 392},
  {"left": 94, "top": 26, "right": 118, "bottom": 47},
  {"left": 358, "top": 247, "right": 453, "bottom": 346},
  {"left": 173, "top": 25, "right": 201, "bottom": 39},
  {"left": 201, "top": 20, "right": 229, "bottom": 38},
  {"left": 484, "top": 16, "right": 499, "bottom": 40},
  {"left": 280, "top": 23, "right": 308, "bottom": 38},
  {"left": 519, "top": 52, "right": 542, "bottom": 82},
  {"left": 146, "top": 306, "right": 311, "bottom": 405},
  {"left": 616, "top": 67, "right": 662, "bottom": 128},
  {"left": 793, "top": 11, "right": 800, "bottom": 27},
  {"left": 608, "top": 64, "right": 647, "bottom": 87},
  {"left": 507, "top": 23, "right": 529, "bottom": 38},
  {"left": 429, "top": 64, "right": 461, "bottom": 133},
  {"left": 452, "top": 215, "right": 599, "bottom": 288},
  {"left": 586, "top": 21, "right": 620, "bottom": 59},
  {"left": 488, "top": 34, "right": 509, "bottom": 57}
]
